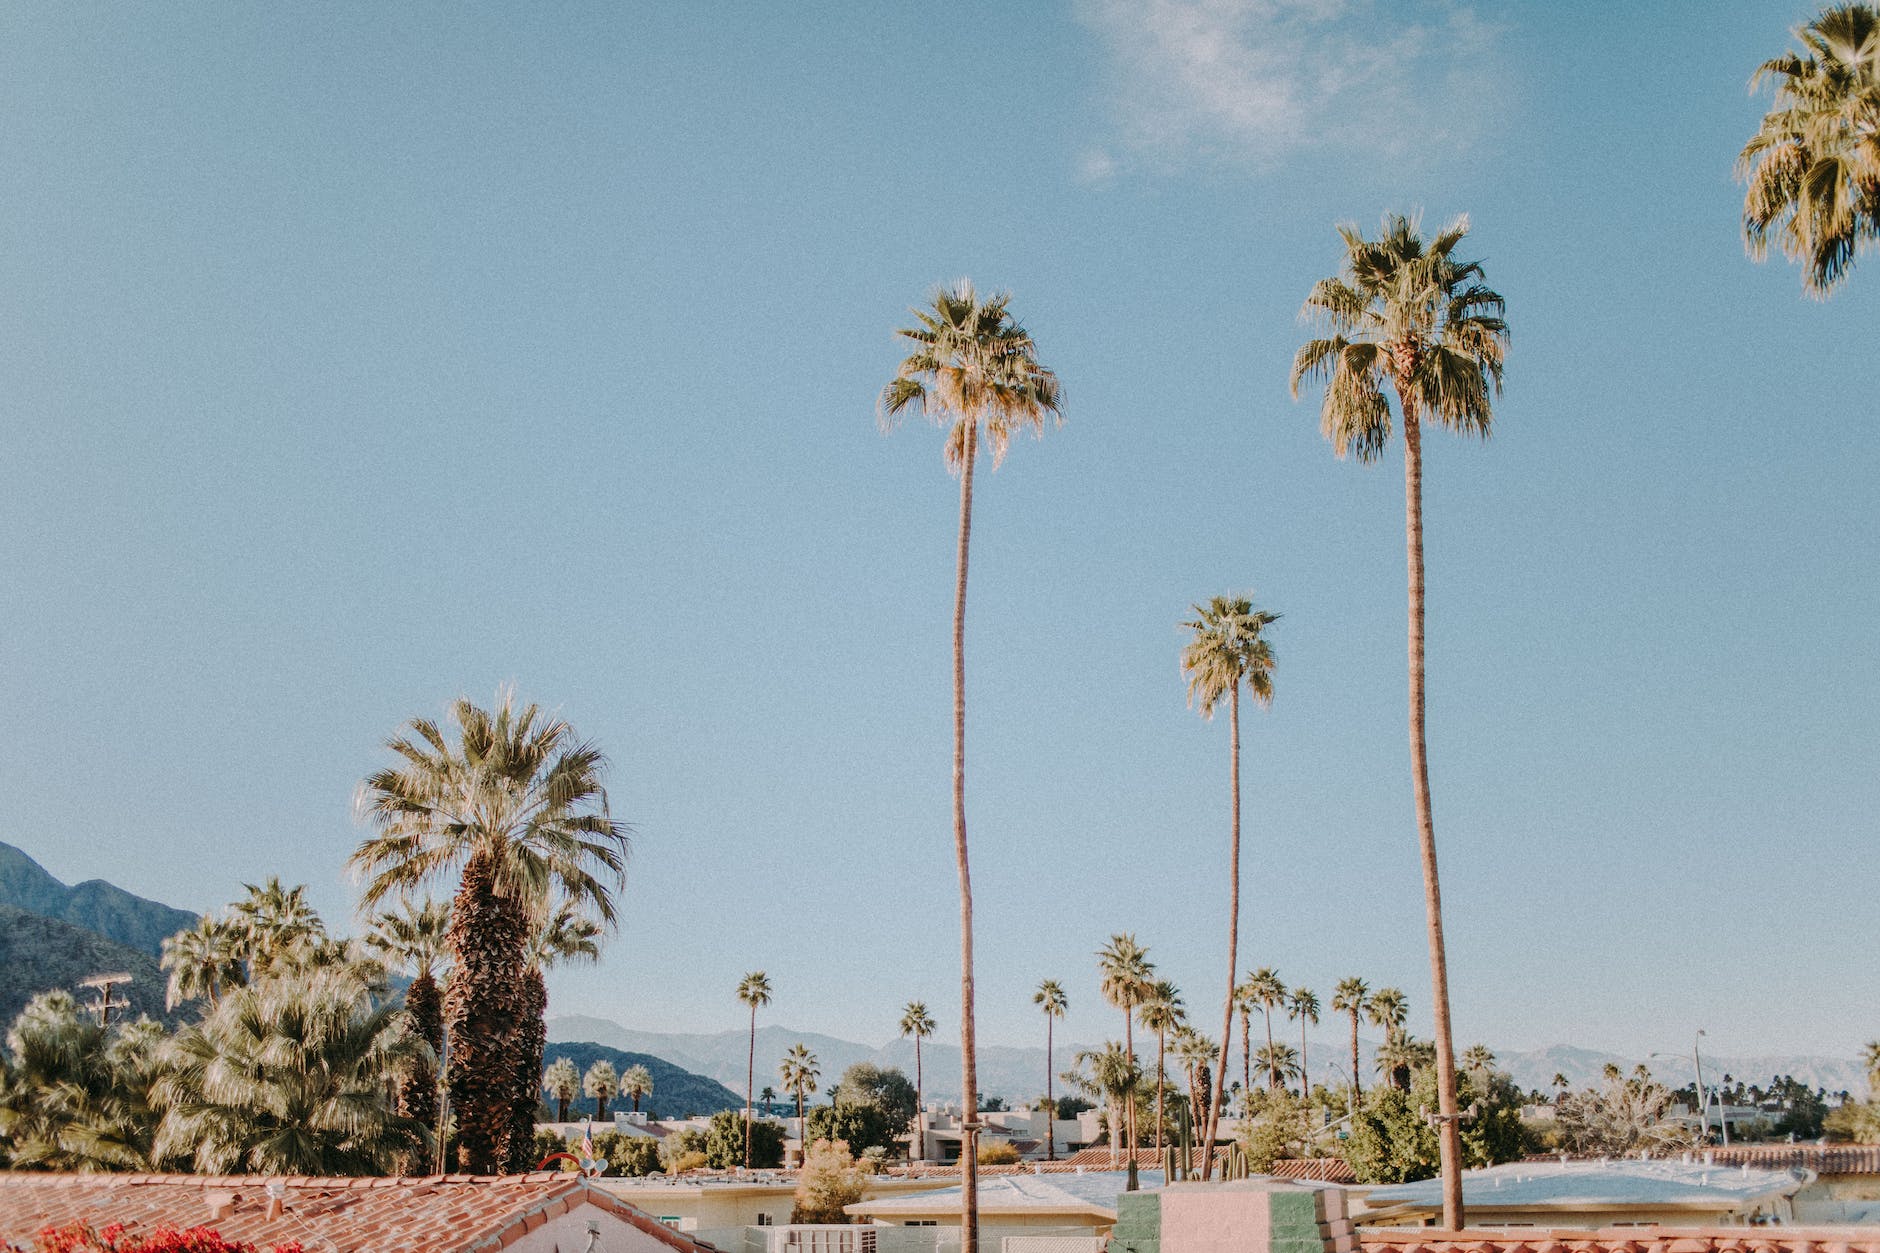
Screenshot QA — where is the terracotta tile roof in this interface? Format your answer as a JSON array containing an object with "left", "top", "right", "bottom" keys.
[
  {"left": 1360, "top": 1226, "right": 1880, "bottom": 1253},
  {"left": 0, "top": 1173, "right": 723, "bottom": 1253},
  {"left": 1266, "top": 1158, "right": 1360, "bottom": 1184}
]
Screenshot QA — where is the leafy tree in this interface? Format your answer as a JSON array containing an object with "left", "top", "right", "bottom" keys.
[
  {"left": 583, "top": 1060, "right": 619, "bottom": 1121},
  {"left": 806, "top": 1102, "right": 895, "bottom": 1159},
  {"left": 543, "top": 1057, "right": 580, "bottom": 1124},
  {"left": 880, "top": 280, "right": 1062, "bottom": 1253},
  {"left": 1739, "top": 4, "right": 1880, "bottom": 295},
  {"left": 590, "top": 1129, "right": 661, "bottom": 1176},
  {"left": 350, "top": 693, "right": 629, "bottom": 1174},
  {"left": 151, "top": 968, "right": 425, "bottom": 1175},
  {"left": 832, "top": 1062, "right": 917, "bottom": 1140},
  {"left": 706, "top": 1108, "right": 782, "bottom": 1169},
  {"left": 1341, "top": 1065, "right": 1528, "bottom": 1185},
  {"left": 0, "top": 992, "right": 162, "bottom": 1171},
  {"left": 1032, "top": 979, "right": 1068, "bottom": 1160},
  {"left": 736, "top": 971, "right": 772, "bottom": 1168},
  {"left": 658, "top": 1126, "right": 707, "bottom": 1172},
  {"left": 1180, "top": 593, "right": 1279, "bottom": 1177},
  {"left": 528, "top": 1126, "right": 567, "bottom": 1167},
  {"left": 792, "top": 1138, "right": 867, "bottom": 1224},
  {"left": 1293, "top": 214, "right": 1508, "bottom": 1227},
  {"left": 1556, "top": 1068, "right": 1689, "bottom": 1154},
  {"left": 1239, "top": 1087, "right": 1317, "bottom": 1173}
]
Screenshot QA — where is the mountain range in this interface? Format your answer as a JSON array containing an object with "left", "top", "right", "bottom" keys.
[
  {"left": 535, "top": 1041, "right": 744, "bottom": 1119},
  {"left": 0, "top": 840, "right": 199, "bottom": 957},
  {"left": 547, "top": 1014, "right": 1872, "bottom": 1103}
]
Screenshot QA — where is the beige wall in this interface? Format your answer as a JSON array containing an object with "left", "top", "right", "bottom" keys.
[{"left": 501, "top": 1202, "right": 694, "bottom": 1253}]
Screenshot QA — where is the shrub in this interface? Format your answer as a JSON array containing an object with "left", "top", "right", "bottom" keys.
[
  {"left": 976, "top": 1142, "right": 1020, "bottom": 1165},
  {"left": 658, "top": 1128, "right": 706, "bottom": 1172},
  {"left": 13, "top": 1224, "right": 304, "bottom": 1253},
  {"left": 791, "top": 1140, "right": 867, "bottom": 1224},
  {"left": 665, "top": 1150, "right": 707, "bottom": 1173},
  {"left": 704, "top": 1109, "right": 784, "bottom": 1169}
]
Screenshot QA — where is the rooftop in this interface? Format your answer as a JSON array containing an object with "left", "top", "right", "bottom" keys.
[
  {"left": 1364, "top": 1159, "right": 1808, "bottom": 1216},
  {"left": 0, "top": 1172, "right": 718, "bottom": 1253},
  {"left": 847, "top": 1170, "right": 1167, "bottom": 1218}
]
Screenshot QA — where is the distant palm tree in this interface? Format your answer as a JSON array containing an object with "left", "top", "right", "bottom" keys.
[
  {"left": 153, "top": 968, "right": 424, "bottom": 1175},
  {"left": 779, "top": 1044, "right": 819, "bottom": 1154},
  {"left": 583, "top": 1059, "right": 619, "bottom": 1121},
  {"left": 1171, "top": 1028, "right": 1217, "bottom": 1137},
  {"left": 1367, "top": 986, "right": 1408, "bottom": 1035},
  {"left": 1462, "top": 1044, "right": 1497, "bottom": 1082},
  {"left": 160, "top": 915, "right": 246, "bottom": 1011},
  {"left": 1180, "top": 593, "right": 1279, "bottom": 1178},
  {"left": 900, "top": 1001, "right": 936, "bottom": 1161},
  {"left": 365, "top": 897, "right": 451, "bottom": 1131},
  {"left": 544, "top": 1057, "right": 580, "bottom": 1123},
  {"left": 1292, "top": 214, "right": 1508, "bottom": 1230},
  {"left": 759, "top": 1084, "right": 775, "bottom": 1114},
  {"left": 1242, "top": 969, "right": 1287, "bottom": 1091},
  {"left": 1289, "top": 987, "right": 1320, "bottom": 1097},
  {"left": 737, "top": 971, "right": 772, "bottom": 1168},
  {"left": 1865, "top": 1041, "right": 1880, "bottom": 1098},
  {"left": 350, "top": 692, "right": 630, "bottom": 1174},
  {"left": 1374, "top": 1030, "right": 1431, "bottom": 1091},
  {"left": 1097, "top": 933, "right": 1155, "bottom": 1164},
  {"left": 230, "top": 878, "right": 326, "bottom": 976},
  {"left": 1552, "top": 1072, "right": 1571, "bottom": 1104},
  {"left": 1033, "top": 979, "right": 1068, "bottom": 1161},
  {"left": 1138, "top": 980, "right": 1185, "bottom": 1151},
  {"left": 624, "top": 1065, "right": 655, "bottom": 1114},
  {"left": 1254, "top": 1042, "right": 1302, "bottom": 1092},
  {"left": 1739, "top": 3, "right": 1880, "bottom": 295},
  {"left": 1331, "top": 977, "right": 1371, "bottom": 1101},
  {"left": 881, "top": 281, "right": 1063, "bottom": 1253}
]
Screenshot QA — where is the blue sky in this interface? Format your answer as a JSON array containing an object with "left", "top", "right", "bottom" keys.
[{"left": 1, "top": 1, "right": 1874, "bottom": 1065}]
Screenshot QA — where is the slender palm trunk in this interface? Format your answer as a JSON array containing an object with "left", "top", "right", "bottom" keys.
[
  {"left": 1124, "top": 1007, "right": 1137, "bottom": 1167},
  {"left": 1201, "top": 683, "right": 1241, "bottom": 1180},
  {"left": 1045, "top": 1016, "right": 1056, "bottom": 1162},
  {"left": 915, "top": 1036, "right": 924, "bottom": 1162},
  {"left": 953, "top": 421, "right": 981, "bottom": 1251},
  {"left": 1264, "top": 1007, "right": 1277, "bottom": 1091},
  {"left": 745, "top": 1005, "right": 756, "bottom": 1169},
  {"left": 1155, "top": 1029, "right": 1167, "bottom": 1151},
  {"left": 1403, "top": 406, "right": 1463, "bottom": 1229},
  {"left": 1348, "top": 1010, "right": 1361, "bottom": 1103},
  {"left": 1240, "top": 1008, "right": 1251, "bottom": 1101},
  {"left": 1300, "top": 1017, "right": 1310, "bottom": 1098},
  {"left": 795, "top": 1091, "right": 805, "bottom": 1162},
  {"left": 597, "top": 1089, "right": 610, "bottom": 1120}
]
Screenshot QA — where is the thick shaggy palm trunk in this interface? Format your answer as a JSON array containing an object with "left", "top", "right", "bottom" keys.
[
  {"left": 1403, "top": 410, "right": 1464, "bottom": 1228},
  {"left": 507, "top": 968, "right": 548, "bottom": 1172},
  {"left": 1200, "top": 683, "right": 1241, "bottom": 1179},
  {"left": 953, "top": 422, "right": 981, "bottom": 1252},
  {"left": 444, "top": 855, "right": 530, "bottom": 1174},
  {"left": 399, "top": 971, "right": 442, "bottom": 1133},
  {"left": 557, "top": 1093, "right": 570, "bottom": 1123}
]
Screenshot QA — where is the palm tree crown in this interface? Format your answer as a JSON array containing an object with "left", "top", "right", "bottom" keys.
[
  {"left": 1739, "top": 3, "right": 1880, "bottom": 294},
  {"left": 1181, "top": 597, "right": 1279, "bottom": 716}
]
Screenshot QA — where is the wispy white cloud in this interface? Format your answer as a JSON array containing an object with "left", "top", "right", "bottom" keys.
[{"left": 1074, "top": 0, "right": 1502, "bottom": 173}]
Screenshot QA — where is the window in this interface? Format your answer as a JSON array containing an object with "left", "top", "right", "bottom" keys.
[
  {"left": 757, "top": 1215, "right": 773, "bottom": 1227},
  {"left": 904, "top": 1220, "right": 938, "bottom": 1227},
  {"left": 659, "top": 1217, "right": 681, "bottom": 1229}
]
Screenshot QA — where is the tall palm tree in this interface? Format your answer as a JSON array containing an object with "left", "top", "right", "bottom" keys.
[
  {"left": 350, "top": 692, "right": 630, "bottom": 1174},
  {"left": 583, "top": 1060, "right": 618, "bottom": 1121},
  {"left": 900, "top": 1001, "right": 936, "bottom": 1162},
  {"left": 1242, "top": 968, "right": 1287, "bottom": 1092},
  {"left": 759, "top": 1085, "right": 775, "bottom": 1114},
  {"left": 1138, "top": 980, "right": 1185, "bottom": 1151},
  {"left": 230, "top": 878, "right": 327, "bottom": 978},
  {"left": 152, "top": 968, "right": 426, "bottom": 1175},
  {"left": 881, "top": 280, "right": 1062, "bottom": 1253},
  {"left": 1171, "top": 1028, "right": 1217, "bottom": 1141},
  {"left": 365, "top": 897, "right": 451, "bottom": 1132},
  {"left": 737, "top": 971, "right": 772, "bottom": 1169},
  {"left": 1367, "top": 986, "right": 1409, "bottom": 1035},
  {"left": 779, "top": 1044, "right": 819, "bottom": 1156},
  {"left": 510, "top": 901, "right": 603, "bottom": 1170},
  {"left": 623, "top": 1065, "right": 654, "bottom": 1114},
  {"left": 1331, "top": 977, "right": 1371, "bottom": 1101},
  {"left": 1033, "top": 979, "right": 1068, "bottom": 1161},
  {"left": 1179, "top": 593, "right": 1279, "bottom": 1178},
  {"left": 160, "top": 915, "right": 247, "bottom": 1011},
  {"left": 1234, "top": 981, "right": 1254, "bottom": 1097},
  {"left": 1292, "top": 215, "right": 1507, "bottom": 1228},
  {"left": 1739, "top": 3, "right": 1880, "bottom": 295},
  {"left": 1289, "top": 987, "right": 1320, "bottom": 1097},
  {"left": 1096, "top": 933, "right": 1154, "bottom": 1165},
  {"left": 544, "top": 1057, "right": 580, "bottom": 1123},
  {"left": 1072, "top": 1043, "right": 1140, "bottom": 1171}
]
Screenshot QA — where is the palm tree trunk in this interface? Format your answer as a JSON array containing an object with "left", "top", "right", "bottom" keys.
[
  {"left": 1300, "top": 1017, "right": 1310, "bottom": 1098},
  {"left": 1045, "top": 1016, "right": 1055, "bottom": 1162},
  {"left": 745, "top": 1005, "right": 756, "bottom": 1169},
  {"left": 1349, "top": 1009, "right": 1361, "bottom": 1102},
  {"left": 557, "top": 1093, "right": 570, "bottom": 1123},
  {"left": 915, "top": 1036, "right": 924, "bottom": 1163},
  {"left": 1155, "top": 1029, "right": 1167, "bottom": 1151},
  {"left": 1241, "top": 1009, "right": 1251, "bottom": 1102},
  {"left": 1403, "top": 407, "right": 1464, "bottom": 1229},
  {"left": 1201, "top": 682, "right": 1241, "bottom": 1180},
  {"left": 1264, "top": 1008, "right": 1276, "bottom": 1091},
  {"left": 1124, "top": 1008, "right": 1137, "bottom": 1169},
  {"left": 953, "top": 420, "right": 981, "bottom": 1253},
  {"left": 508, "top": 967, "right": 549, "bottom": 1172},
  {"left": 443, "top": 854, "right": 529, "bottom": 1174},
  {"left": 796, "top": 1092, "right": 805, "bottom": 1163}
]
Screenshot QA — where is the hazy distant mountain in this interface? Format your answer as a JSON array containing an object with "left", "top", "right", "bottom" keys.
[
  {"left": 0, "top": 903, "right": 183, "bottom": 1029},
  {"left": 548, "top": 1014, "right": 1871, "bottom": 1103},
  {"left": 0, "top": 841, "right": 199, "bottom": 957},
  {"left": 537, "top": 1041, "right": 744, "bottom": 1119}
]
